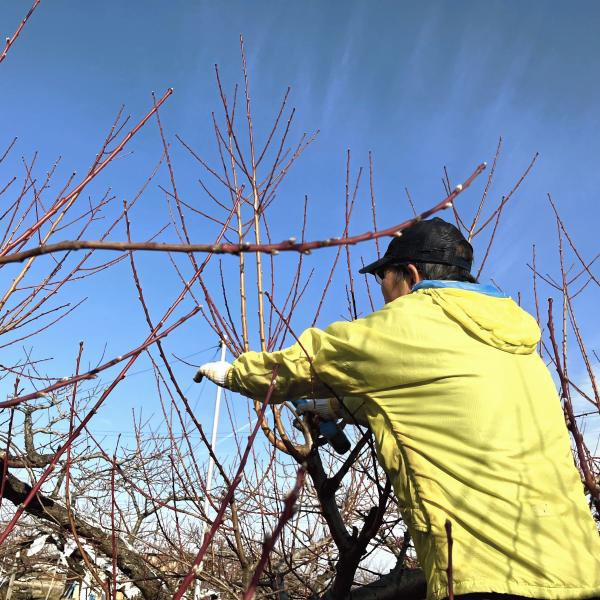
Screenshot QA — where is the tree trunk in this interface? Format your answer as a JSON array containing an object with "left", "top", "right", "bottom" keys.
[{"left": 1, "top": 466, "right": 171, "bottom": 600}]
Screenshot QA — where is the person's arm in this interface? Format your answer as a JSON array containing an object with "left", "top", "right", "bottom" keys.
[
  {"left": 196, "top": 316, "right": 373, "bottom": 400},
  {"left": 225, "top": 322, "right": 365, "bottom": 403}
]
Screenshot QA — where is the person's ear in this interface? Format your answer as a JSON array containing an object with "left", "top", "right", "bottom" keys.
[{"left": 406, "top": 264, "right": 422, "bottom": 287}]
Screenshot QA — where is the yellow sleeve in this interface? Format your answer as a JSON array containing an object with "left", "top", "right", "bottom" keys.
[{"left": 226, "top": 321, "right": 365, "bottom": 403}]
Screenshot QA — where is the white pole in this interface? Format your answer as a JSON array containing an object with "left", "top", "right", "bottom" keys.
[
  {"left": 204, "top": 338, "right": 227, "bottom": 514},
  {"left": 194, "top": 338, "right": 227, "bottom": 599}
]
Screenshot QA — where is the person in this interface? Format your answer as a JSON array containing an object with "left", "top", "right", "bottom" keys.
[{"left": 196, "top": 217, "right": 600, "bottom": 600}]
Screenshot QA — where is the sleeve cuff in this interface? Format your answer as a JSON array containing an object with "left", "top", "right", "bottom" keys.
[{"left": 225, "top": 366, "right": 237, "bottom": 391}]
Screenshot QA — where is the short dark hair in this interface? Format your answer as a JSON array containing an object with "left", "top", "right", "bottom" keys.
[{"left": 396, "top": 238, "right": 477, "bottom": 283}]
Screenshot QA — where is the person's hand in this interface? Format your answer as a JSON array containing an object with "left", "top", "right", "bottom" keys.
[
  {"left": 295, "top": 398, "right": 341, "bottom": 420},
  {"left": 194, "top": 361, "right": 232, "bottom": 386}
]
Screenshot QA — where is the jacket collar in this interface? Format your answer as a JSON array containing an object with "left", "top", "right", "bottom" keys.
[{"left": 412, "top": 280, "right": 507, "bottom": 298}]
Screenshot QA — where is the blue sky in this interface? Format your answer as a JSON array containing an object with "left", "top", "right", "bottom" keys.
[{"left": 1, "top": 1, "right": 598, "bottom": 449}]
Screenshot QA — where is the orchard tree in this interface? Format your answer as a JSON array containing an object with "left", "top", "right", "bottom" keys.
[{"left": 0, "top": 5, "right": 598, "bottom": 600}]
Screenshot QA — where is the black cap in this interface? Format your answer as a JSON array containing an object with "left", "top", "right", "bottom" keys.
[{"left": 359, "top": 217, "right": 473, "bottom": 274}]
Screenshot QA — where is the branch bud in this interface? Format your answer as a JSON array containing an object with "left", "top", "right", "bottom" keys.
[
  {"left": 445, "top": 202, "right": 453, "bottom": 208},
  {"left": 454, "top": 184, "right": 463, "bottom": 192}
]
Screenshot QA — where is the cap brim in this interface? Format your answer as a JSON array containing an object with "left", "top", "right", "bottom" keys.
[{"left": 358, "top": 256, "right": 391, "bottom": 275}]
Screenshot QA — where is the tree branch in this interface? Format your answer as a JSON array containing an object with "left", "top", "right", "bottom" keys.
[
  {"left": 0, "top": 162, "right": 486, "bottom": 265},
  {"left": 1, "top": 466, "right": 169, "bottom": 599}
]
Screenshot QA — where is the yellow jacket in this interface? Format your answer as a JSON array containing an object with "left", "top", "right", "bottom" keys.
[{"left": 227, "top": 283, "right": 600, "bottom": 599}]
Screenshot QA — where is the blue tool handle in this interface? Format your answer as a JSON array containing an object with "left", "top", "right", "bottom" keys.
[
  {"left": 291, "top": 400, "right": 351, "bottom": 454},
  {"left": 319, "top": 421, "right": 351, "bottom": 454}
]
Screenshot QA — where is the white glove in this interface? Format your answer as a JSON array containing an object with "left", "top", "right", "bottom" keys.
[
  {"left": 295, "top": 398, "right": 342, "bottom": 420},
  {"left": 194, "top": 361, "right": 232, "bottom": 387}
]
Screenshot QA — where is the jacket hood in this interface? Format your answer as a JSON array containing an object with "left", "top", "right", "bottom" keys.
[{"left": 418, "top": 286, "right": 541, "bottom": 354}]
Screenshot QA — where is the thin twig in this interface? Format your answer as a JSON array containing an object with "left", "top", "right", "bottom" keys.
[
  {"left": 445, "top": 520, "right": 454, "bottom": 600},
  {"left": 0, "top": 0, "right": 42, "bottom": 65},
  {"left": 172, "top": 367, "right": 280, "bottom": 600},
  {"left": 243, "top": 467, "right": 306, "bottom": 599}
]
